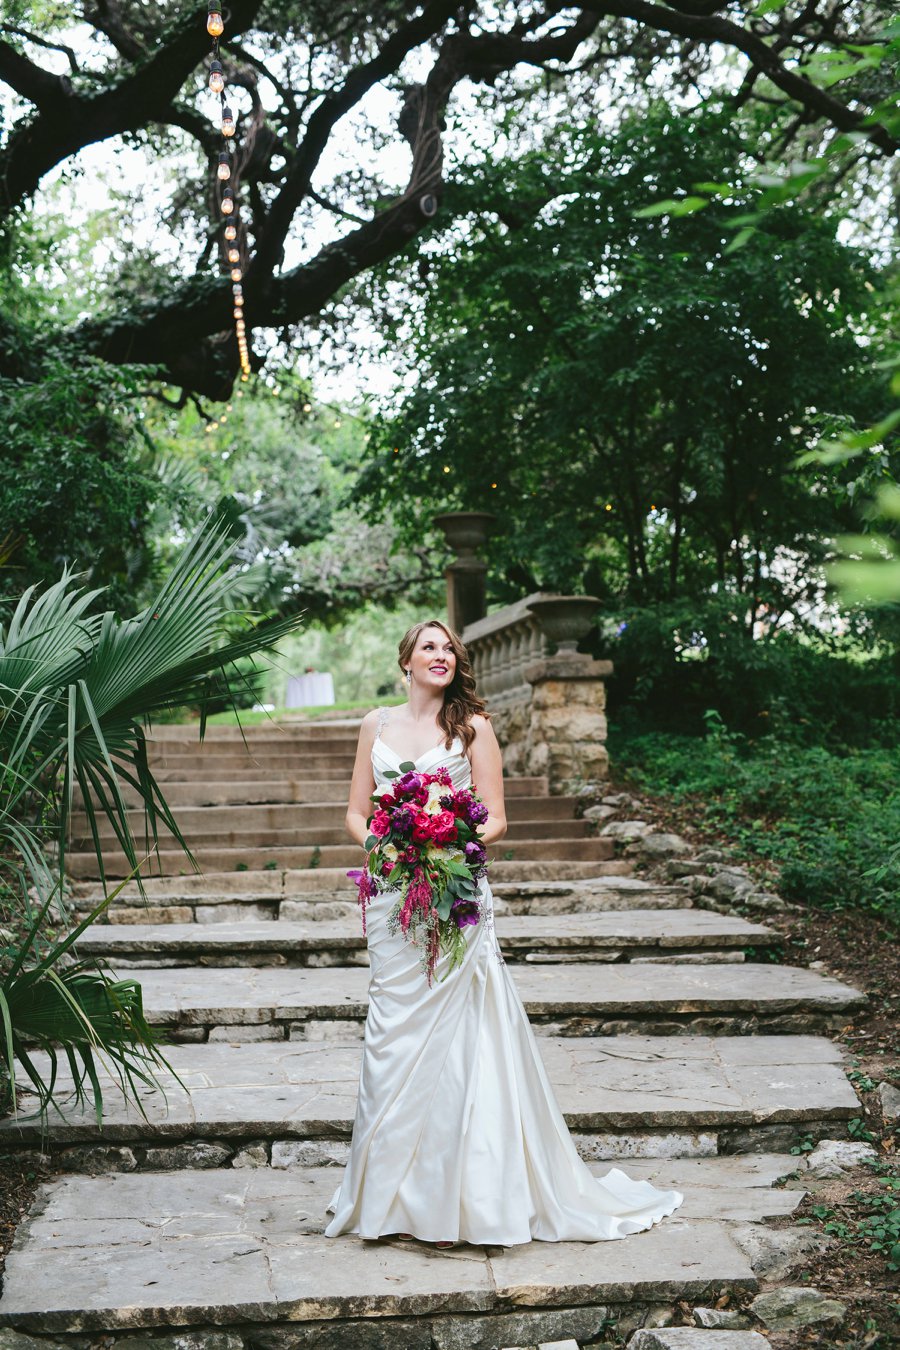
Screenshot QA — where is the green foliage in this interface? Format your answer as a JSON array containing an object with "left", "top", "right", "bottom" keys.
[
  {"left": 356, "top": 102, "right": 894, "bottom": 619},
  {"left": 0, "top": 343, "right": 163, "bottom": 611},
  {"left": 613, "top": 718, "right": 900, "bottom": 917},
  {"left": 0, "top": 515, "right": 306, "bottom": 1126},
  {"left": 799, "top": 1164, "right": 900, "bottom": 1275},
  {"left": 603, "top": 597, "right": 899, "bottom": 741},
  {"left": 144, "top": 383, "right": 441, "bottom": 625}
]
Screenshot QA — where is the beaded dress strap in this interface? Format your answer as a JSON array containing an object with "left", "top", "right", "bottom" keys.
[{"left": 376, "top": 706, "right": 390, "bottom": 737}]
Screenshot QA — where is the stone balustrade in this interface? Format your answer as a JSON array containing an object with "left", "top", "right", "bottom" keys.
[{"left": 462, "top": 593, "right": 612, "bottom": 795}]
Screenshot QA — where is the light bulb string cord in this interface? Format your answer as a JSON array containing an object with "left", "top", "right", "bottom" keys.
[{"left": 208, "top": 12, "right": 251, "bottom": 378}]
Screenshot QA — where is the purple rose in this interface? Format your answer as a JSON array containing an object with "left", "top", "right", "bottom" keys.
[
  {"left": 451, "top": 897, "right": 480, "bottom": 928},
  {"left": 464, "top": 840, "right": 486, "bottom": 866}
]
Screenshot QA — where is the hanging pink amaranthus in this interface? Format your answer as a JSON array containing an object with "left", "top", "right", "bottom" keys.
[{"left": 347, "top": 866, "right": 378, "bottom": 935}]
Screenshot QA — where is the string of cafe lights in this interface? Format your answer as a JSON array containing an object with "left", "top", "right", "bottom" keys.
[{"left": 206, "top": 0, "right": 250, "bottom": 380}]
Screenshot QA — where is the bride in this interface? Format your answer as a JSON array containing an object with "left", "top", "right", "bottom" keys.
[{"left": 325, "top": 618, "right": 684, "bottom": 1247}]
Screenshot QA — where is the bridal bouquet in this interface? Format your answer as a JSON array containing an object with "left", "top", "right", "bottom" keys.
[{"left": 347, "top": 763, "right": 490, "bottom": 985}]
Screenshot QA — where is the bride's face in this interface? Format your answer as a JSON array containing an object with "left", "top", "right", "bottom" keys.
[{"left": 409, "top": 626, "right": 457, "bottom": 692}]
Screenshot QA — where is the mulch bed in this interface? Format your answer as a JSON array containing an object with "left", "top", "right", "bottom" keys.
[{"left": 0, "top": 1150, "right": 57, "bottom": 1295}]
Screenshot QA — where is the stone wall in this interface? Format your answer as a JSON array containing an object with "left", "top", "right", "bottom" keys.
[{"left": 462, "top": 596, "right": 612, "bottom": 794}]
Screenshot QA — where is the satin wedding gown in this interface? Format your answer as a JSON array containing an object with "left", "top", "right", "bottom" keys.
[{"left": 324, "top": 717, "right": 685, "bottom": 1246}]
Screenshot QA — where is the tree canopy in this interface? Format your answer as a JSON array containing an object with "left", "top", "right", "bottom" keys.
[
  {"left": 1, "top": 0, "right": 898, "bottom": 396},
  {"left": 355, "top": 105, "right": 894, "bottom": 627}
]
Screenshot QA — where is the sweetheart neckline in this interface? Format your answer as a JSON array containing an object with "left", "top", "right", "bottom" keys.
[{"left": 372, "top": 732, "right": 464, "bottom": 767}]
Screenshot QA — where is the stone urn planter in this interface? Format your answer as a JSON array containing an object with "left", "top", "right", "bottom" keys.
[
  {"left": 432, "top": 511, "right": 497, "bottom": 557},
  {"left": 526, "top": 595, "right": 602, "bottom": 655}
]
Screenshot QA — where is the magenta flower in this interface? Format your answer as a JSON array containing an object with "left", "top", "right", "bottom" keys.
[{"left": 370, "top": 808, "right": 391, "bottom": 838}]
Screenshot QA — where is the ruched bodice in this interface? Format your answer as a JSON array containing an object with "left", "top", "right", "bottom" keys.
[{"left": 371, "top": 733, "right": 471, "bottom": 791}]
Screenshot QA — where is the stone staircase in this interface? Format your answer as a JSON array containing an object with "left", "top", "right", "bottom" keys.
[{"left": 0, "top": 720, "right": 867, "bottom": 1347}]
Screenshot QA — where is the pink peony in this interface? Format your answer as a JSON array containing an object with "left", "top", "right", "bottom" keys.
[{"left": 370, "top": 809, "right": 391, "bottom": 838}]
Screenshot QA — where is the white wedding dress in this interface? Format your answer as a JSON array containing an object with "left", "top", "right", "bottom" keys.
[{"left": 324, "top": 718, "right": 685, "bottom": 1246}]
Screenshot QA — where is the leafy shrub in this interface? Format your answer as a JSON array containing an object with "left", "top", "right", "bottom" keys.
[
  {"left": 612, "top": 713, "right": 900, "bottom": 918},
  {"left": 600, "top": 599, "right": 899, "bottom": 748}
]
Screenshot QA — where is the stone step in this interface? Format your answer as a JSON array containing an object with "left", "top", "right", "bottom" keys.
[
  {"left": 149, "top": 735, "right": 360, "bottom": 757},
  {"left": 82, "top": 961, "right": 865, "bottom": 1040},
  {"left": 75, "top": 873, "right": 674, "bottom": 925},
  {"left": 70, "top": 816, "right": 592, "bottom": 851},
  {"left": 69, "top": 874, "right": 688, "bottom": 925},
  {"left": 147, "top": 752, "right": 359, "bottom": 777},
  {"left": 75, "top": 909, "right": 778, "bottom": 967},
  {"left": 0, "top": 1161, "right": 773, "bottom": 1344},
  {"left": 65, "top": 836, "right": 618, "bottom": 879},
  {"left": 148, "top": 720, "right": 365, "bottom": 741},
  {"left": 0, "top": 1035, "right": 857, "bottom": 1157},
  {"left": 70, "top": 794, "right": 583, "bottom": 839},
  {"left": 78, "top": 774, "right": 554, "bottom": 808}
]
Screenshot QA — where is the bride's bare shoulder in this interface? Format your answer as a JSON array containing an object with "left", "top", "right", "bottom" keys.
[
  {"left": 357, "top": 707, "right": 381, "bottom": 745},
  {"left": 468, "top": 713, "right": 497, "bottom": 742}
]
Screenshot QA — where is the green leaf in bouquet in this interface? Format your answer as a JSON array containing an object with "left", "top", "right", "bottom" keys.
[
  {"left": 443, "top": 859, "right": 473, "bottom": 876},
  {"left": 435, "top": 890, "right": 454, "bottom": 921},
  {"left": 382, "top": 770, "right": 399, "bottom": 779},
  {"left": 365, "top": 834, "right": 378, "bottom": 851},
  {"left": 398, "top": 761, "right": 416, "bottom": 772}
]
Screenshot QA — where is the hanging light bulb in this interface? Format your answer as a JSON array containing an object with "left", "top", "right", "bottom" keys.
[
  {"left": 221, "top": 187, "right": 235, "bottom": 215},
  {"left": 217, "top": 152, "right": 231, "bottom": 182},
  {"left": 227, "top": 247, "right": 240, "bottom": 264},
  {"left": 208, "top": 60, "right": 225, "bottom": 94},
  {"left": 221, "top": 106, "right": 235, "bottom": 137},
  {"left": 230, "top": 267, "right": 242, "bottom": 282},
  {"left": 207, "top": 0, "right": 224, "bottom": 37},
  {"left": 233, "top": 306, "right": 242, "bottom": 318},
  {"left": 224, "top": 222, "right": 237, "bottom": 241}
]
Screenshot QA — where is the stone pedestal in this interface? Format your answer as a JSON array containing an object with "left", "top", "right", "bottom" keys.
[
  {"left": 433, "top": 511, "right": 496, "bottom": 632},
  {"left": 523, "top": 655, "right": 613, "bottom": 794}
]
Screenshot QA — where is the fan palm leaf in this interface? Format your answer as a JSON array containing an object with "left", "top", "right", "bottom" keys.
[{"left": 0, "top": 512, "right": 306, "bottom": 1129}]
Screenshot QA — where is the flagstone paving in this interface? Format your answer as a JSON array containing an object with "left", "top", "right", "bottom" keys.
[
  {"left": 0, "top": 1035, "right": 858, "bottom": 1155},
  {"left": 87, "top": 960, "right": 864, "bottom": 1039},
  {"left": 76, "top": 909, "right": 778, "bottom": 965},
  {"left": 0, "top": 721, "right": 866, "bottom": 1346},
  {"left": 0, "top": 1165, "right": 766, "bottom": 1337}
]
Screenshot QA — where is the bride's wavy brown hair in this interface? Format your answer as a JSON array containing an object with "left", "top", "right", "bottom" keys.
[{"left": 397, "top": 619, "right": 490, "bottom": 753}]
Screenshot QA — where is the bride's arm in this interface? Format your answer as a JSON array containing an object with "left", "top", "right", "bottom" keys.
[
  {"left": 468, "top": 714, "right": 507, "bottom": 846},
  {"left": 345, "top": 709, "right": 379, "bottom": 849}
]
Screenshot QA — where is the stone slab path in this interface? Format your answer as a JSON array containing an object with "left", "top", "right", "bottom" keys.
[
  {"left": 94, "top": 961, "right": 865, "bottom": 1037},
  {"left": 77, "top": 909, "right": 778, "bottom": 963},
  {"left": 0, "top": 1035, "right": 858, "bottom": 1151},
  {"left": 0, "top": 1164, "right": 772, "bottom": 1338},
  {"left": 0, "top": 721, "right": 869, "bottom": 1346}
]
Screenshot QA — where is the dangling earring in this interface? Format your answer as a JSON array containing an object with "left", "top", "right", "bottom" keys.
[{"left": 405, "top": 668, "right": 412, "bottom": 685}]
